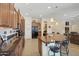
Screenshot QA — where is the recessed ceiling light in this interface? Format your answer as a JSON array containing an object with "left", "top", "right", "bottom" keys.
[
  {"left": 40, "top": 14, "right": 42, "bottom": 17},
  {"left": 56, "top": 22, "right": 58, "bottom": 25},
  {"left": 25, "top": 13, "right": 29, "bottom": 16},
  {"left": 64, "top": 14, "right": 67, "bottom": 17},
  {"left": 50, "top": 18, "right": 54, "bottom": 22},
  {"left": 48, "top": 6, "right": 51, "bottom": 9},
  {"left": 25, "top": 3, "right": 30, "bottom": 5}
]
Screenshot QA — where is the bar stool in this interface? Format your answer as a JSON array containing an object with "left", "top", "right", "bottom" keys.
[
  {"left": 48, "top": 41, "right": 61, "bottom": 56},
  {"left": 60, "top": 39, "right": 69, "bottom": 56}
]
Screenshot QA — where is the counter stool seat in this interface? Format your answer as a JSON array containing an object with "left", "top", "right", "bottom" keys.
[
  {"left": 48, "top": 41, "right": 61, "bottom": 56},
  {"left": 49, "top": 46, "right": 60, "bottom": 53}
]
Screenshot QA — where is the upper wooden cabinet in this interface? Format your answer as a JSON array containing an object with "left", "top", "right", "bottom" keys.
[
  {"left": 0, "top": 3, "right": 25, "bottom": 31},
  {"left": 0, "top": 3, "right": 16, "bottom": 28}
]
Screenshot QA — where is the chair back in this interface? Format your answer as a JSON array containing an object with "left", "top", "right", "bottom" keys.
[{"left": 62, "top": 39, "right": 69, "bottom": 47}]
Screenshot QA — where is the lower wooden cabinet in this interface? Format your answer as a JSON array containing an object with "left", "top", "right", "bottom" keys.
[
  {"left": 70, "top": 35, "right": 79, "bottom": 45},
  {"left": 10, "top": 37, "right": 25, "bottom": 56}
]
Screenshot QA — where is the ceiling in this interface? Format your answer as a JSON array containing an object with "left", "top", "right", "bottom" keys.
[{"left": 15, "top": 3, "right": 79, "bottom": 22}]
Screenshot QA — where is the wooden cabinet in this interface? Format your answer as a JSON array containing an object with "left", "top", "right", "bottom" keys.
[
  {"left": 0, "top": 4, "right": 14, "bottom": 27},
  {"left": 6, "top": 37, "right": 25, "bottom": 56},
  {"left": 0, "top": 36, "right": 25, "bottom": 56},
  {"left": 0, "top": 3, "right": 25, "bottom": 35},
  {"left": 0, "top": 3, "right": 25, "bottom": 56},
  {"left": 70, "top": 34, "right": 79, "bottom": 45},
  {"left": 0, "top": 3, "right": 24, "bottom": 29}
]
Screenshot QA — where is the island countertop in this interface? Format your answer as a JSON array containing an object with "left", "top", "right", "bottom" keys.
[
  {"left": 38, "top": 34, "right": 67, "bottom": 56},
  {"left": 39, "top": 34, "right": 66, "bottom": 44}
]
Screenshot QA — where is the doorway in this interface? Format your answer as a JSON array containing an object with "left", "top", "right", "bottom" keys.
[{"left": 32, "top": 20, "right": 41, "bottom": 39}]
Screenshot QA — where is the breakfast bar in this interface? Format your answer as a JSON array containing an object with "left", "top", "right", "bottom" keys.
[{"left": 38, "top": 33, "right": 69, "bottom": 56}]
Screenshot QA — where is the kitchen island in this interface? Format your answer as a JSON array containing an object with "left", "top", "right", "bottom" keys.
[{"left": 38, "top": 33, "right": 67, "bottom": 56}]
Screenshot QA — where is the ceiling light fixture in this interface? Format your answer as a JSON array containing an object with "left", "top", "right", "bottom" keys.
[
  {"left": 56, "top": 22, "right": 58, "bottom": 25},
  {"left": 25, "top": 13, "right": 29, "bottom": 16},
  {"left": 64, "top": 14, "right": 67, "bottom": 17},
  {"left": 40, "top": 14, "right": 42, "bottom": 17},
  {"left": 50, "top": 18, "right": 54, "bottom": 22},
  {"left": 25, "top": 3, "right": 30, "bottom": 5},
  {"left": 48, "top": 6, "right": 51, "bottom": 9}
]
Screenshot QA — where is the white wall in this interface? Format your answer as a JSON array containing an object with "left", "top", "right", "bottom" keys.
[
  {"left": 41, "top": 19, "right": 79, "bottom": 35},
  {"left": 25, "top": 17, "right": 32, "bottom": 39},
  {"left": 47, "top": 20, "right": 65, "bottom": 34},
  {"left": 68, "top": 20, "right": 79, "bottom": 33},
  {"left": 41, "top": 19, "right": 65, "bottom": 35},
  {"left": 71, "top": 24, "right": 79, "bottom": 32}
]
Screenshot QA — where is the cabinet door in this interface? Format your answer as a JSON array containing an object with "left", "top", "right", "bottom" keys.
[{"left": 0, "top": 3, "right": 15, "bottom": 27}]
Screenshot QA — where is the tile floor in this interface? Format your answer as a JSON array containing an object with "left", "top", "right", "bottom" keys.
[
  {"left": 22, "top": 39, "right": 79, "bottom": 56},
  {"left": 22, "top": 39, "right": 39, "bottom": 56}
]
